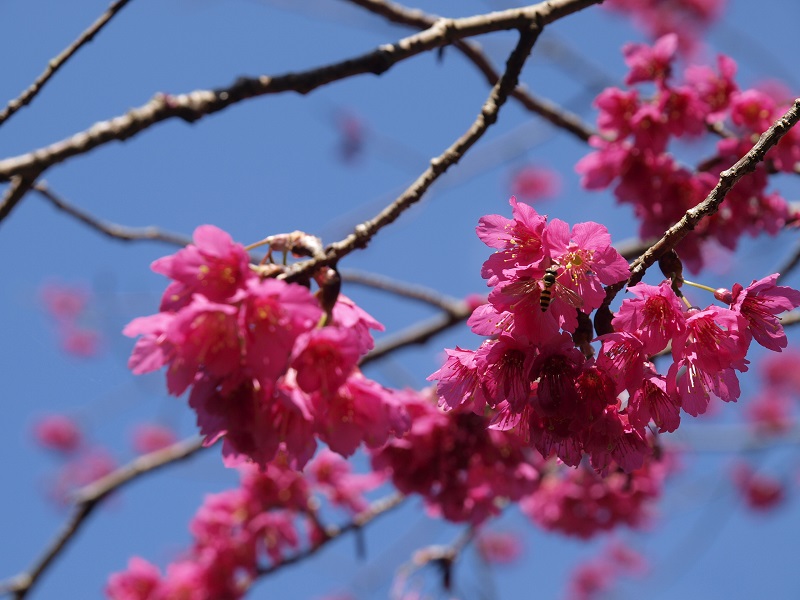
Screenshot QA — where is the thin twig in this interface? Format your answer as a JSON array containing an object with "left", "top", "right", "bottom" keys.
[
  {"left": 257, "top": 492, "right": 405, "bottom": 577},
  {"left": 345, "top": 0, "right": 597, "bottom": 142},
  {"left": 0, "top": 175, "right": 38, "bottom": 224},
  {"left": 0, "top": 0, "right": 600, "bottom": 186},
  {"left": 0, "top": 437, "right": 207, "bottom": 600},
  {"left": 34, "top": 181, "right": 191, "bottom": 246},
  {"left": 282, "top": 16, "right": 558, "bottom": 284},
  {"left": 0, "top": 0, "right": 135, "bottom": 128},
  {"left": 341, "top": 269, "right": 464, "bottom": 312}
]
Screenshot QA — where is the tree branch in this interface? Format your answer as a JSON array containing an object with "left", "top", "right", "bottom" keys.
[
  {"left": 0, "top": 175, "right": 38, "bottom": 225},
  {"left": 344, "top": 0, "right": 597, "bottom": 142},
  {"left": 0, "top": 0, "right": 601, "bottom": 187},
  {"left": 282, "top": 18, "right": 557, "bottom": 283},
  {"left": 256, "top": 492, "right": 405, "bottom": 578},
  {"left": 34, "top": 181, "right": 192, "bottom": 246},
  {"left": 0, "top": 0, "right": 135, "bottom": 128},
  {"left": 0, "top": 437, "right": 207, "bottom": 600}
]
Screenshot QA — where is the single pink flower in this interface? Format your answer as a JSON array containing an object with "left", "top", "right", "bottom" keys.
[
  {"left": 151, "top": 225, "right": 254, "bottom": 311},
  {"left": 612, "top": 280, "right": 686, "bottom": 355},
  {"left": 131, "top": 423, "right": 178, "bottom": 454},
  {"left": 509, "top": 165, "right": 560, "bottom": 202},
  {"left": 32, "top": 414, "right": 83, "bottom": 454},
  {"left": 475, "top": 530, "right": 523, "bottom": 565},
  {"left": 477, "top": 197, "right": 550, "bottom": 285},
  {"left": 291, "top": 326, "right": 361, "bottom": 395},
  {"left": 106, "top": 557, "right": 162, "bottom": 600},
  {"left": 622, "top": 33, "right": 678, "bottom": 85},
  {"left": 595, "top": 87, "right": 639, "bottom": 138},
  {"left": 732, "top": 463, "right": 785, "bottom": 512},
  {"left": 728, "top": 274, "right": 800, "bottom": 352}
]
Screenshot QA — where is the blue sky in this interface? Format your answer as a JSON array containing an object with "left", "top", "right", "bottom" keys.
[{"left": 2, "top": 1, "right": 800, "bottom": 598}]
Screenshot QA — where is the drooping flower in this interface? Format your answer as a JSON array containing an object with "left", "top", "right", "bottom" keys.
[
  {"left": 728, "top": 274, "right": 800, "bottom": 352},
  {"left": 152, "top": 225, "right": 254, "bottom": 311}
]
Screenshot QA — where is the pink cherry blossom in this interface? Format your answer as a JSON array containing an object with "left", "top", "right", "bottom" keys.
[
  {"left": 612, "top": 280, "right": 686, "bottom": 355},
  {"left": 509, "top": 164, "right": 560, "bottom": 202},
  {"left": 151, "top": 225, "right": 254, "bottom": 311},
  {"left": 728, "top": 274, "right": 800, "bottom": 352},
  {"left": 131, "top": 423, "right": 177, "bottom": 454},
  {"left": 32, "top": 413, "right": 83, "bottom": 454},
  {"left": 622, "top": 34, "right": 678, "bottom": 85}
]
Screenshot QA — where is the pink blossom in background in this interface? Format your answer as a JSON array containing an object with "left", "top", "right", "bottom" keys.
[
  {"left": 40, "top": 282, "right": 89, "bottom": 321},
  {"left": 131, "top": 423, "right": 178, "bottom": 455},
  {"left": 39, "top": 281, "right": 104, "bottom": 358},
  {"left": 732, "top": 463, "right": 786, "bottom": 512},
  {"left": 48, "top": 448, "right": 117, "bottom": 506},
  {"left": 475, "top": 530, "right": 523, "bottom": 565},
  {"left": 32, "top": 414, "right": 83, "bottom": 454},
  {"left": 745, "top": 389, "right": 794, "bottom": 437},
  {"left": 509, "top": 164, "right": 561, "bottom": 202},
  {"left": 61, "top": 326, "right": 102, "bottom": 358}
]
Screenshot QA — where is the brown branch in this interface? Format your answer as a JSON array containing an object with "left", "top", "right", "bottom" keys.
[
  {"left": 282, "top": 15, "right": 563, "bottom": 284},
  {"left": 34, "top": 181, "right": 191, "bottom": 247},
  {"left": 0, "top": 0, "right": 135, "bottom": 128},
  {"left": 0, "top": 437, "right": 207, "bottom": 600},
  {"left": 0, "top": 0, "right": 600, "bottom": 186},
  {"left": 0, "top": 175, "right": 38, "bottom": 224},
  {"left": 600, "top": 99, "right": 800, "bottom": 309},
  {"left": 341, "top": 268, "right": 464, "bottom": 312},
  {"left": 257, "top": 492, "right": 405, "bottom": 577},
  {"left": 345, "top": 0, "right": 597, "bottom": 142}
]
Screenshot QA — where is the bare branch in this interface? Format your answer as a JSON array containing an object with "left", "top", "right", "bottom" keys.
[
  {"left": 0, "top": 0, "right": 135, "bottom": 128},
  {"left": 34, "top": 182, "right": 191, "bottom": 246},
  {"left": 0, "top": 437, "right": 207, "bottom": 600},
  {"left": 0, "top": 175, "right": 38, "bottom": 224},
  {"left": 0, "top": 0, "right": 601, "bottom": 185},
  {"left": 341, "top": 268, "right": 464, "bottom": 312},
  {"left": 256, "top": 492, "right": 405, "bottom": 578},
  {"left": 345, "top": 0, "right": 597, "bottom": 142},
  {"left": 282, "top": 19, "right": 556, "bottom": 283}
]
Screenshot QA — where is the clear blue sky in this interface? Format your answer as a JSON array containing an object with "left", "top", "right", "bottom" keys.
[{"left": 2, "top": 1, "right": 800, "bottom": 598}]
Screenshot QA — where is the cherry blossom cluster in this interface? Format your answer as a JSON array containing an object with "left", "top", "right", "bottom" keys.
[
  {"left": 369, "top": 390, "right": 542, "bottom": 524},
  {"left": 521, "top": 457, "right": 669, "bottom": 539},
  {"left": 429, "top": 198, "right": 800, "bottom": 475},
  {"left": 124, "top": 225, "right": 409, "bottom": 469},
  {"left": 106, "top": 451, "right": 381, "bottom": 600},
  {"left": 604, "top": 0, "right": 725, "bottom": 55},
  {"left": 576, "top": 33, "right": 798, "bottom": 273}
]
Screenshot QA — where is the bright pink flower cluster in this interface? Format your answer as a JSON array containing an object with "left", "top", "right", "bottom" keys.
[
  {"left": 369, "top": 391, "right": 542, "bottom": 524},
  {"left": 430, "top": 198, "right": 642, "bottom": 473},
  {"left": 521, "top": 458, "right": 667, "bottom": 539},
  {"left": 430, "top": 199, "right": 800, "bottom": 475},
  {"left": 124, "top": 226, "right": 409, "bottom": 468},
  {"left": 106, "top": 452, "right": 380, "bottom": 600},
  {"left": 604, "top": 0, "right": 725, "bottom": 55},
  {"left": 576, "top": 34, "right": 797, "bottom": 273}
]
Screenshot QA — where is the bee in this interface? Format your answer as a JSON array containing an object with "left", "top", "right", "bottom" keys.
[{"left": 539, "top": 267, "right": 584, "bottom": 312}]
